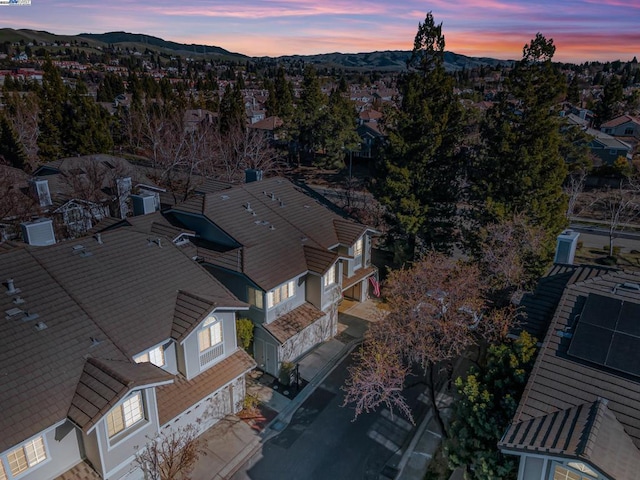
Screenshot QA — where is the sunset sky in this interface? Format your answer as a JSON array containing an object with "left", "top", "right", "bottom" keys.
[{"left": 2, "top": 0, "right": 639, "bottom": 63}]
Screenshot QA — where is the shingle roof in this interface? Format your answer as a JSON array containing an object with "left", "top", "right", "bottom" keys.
[
  {"left": 263, "top": 302, "right": 326, "bottom": 344},
  {"left": 155, "top": 349, "right": 255, "bottom": 425},
  {"left": 0, "top": 228, "right": 244, "bottom": 453},
  {"left": 501, "top": 399, "right": 640, "bottom": 480},
  {"left": 171, "top": 177, "right": 370, "bottom": 291},
  {"left": 505, "top": 270, "right": 640, "bottom": 476},
  {"left": 68, "top": 358, "right": 172, "bottom": 432}
]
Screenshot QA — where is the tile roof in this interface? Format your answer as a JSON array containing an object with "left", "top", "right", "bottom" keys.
[
  {"left": 501, "top": 399, "right": 640, "bottom": 479},
  {"left": 505, "top": 270, "right": 640, "bottom": 474},
  {"left": 194, "top": 178, "right": 233, "bottom": 195},
  {"left": 303, "top": 245, "right": 339, "bottom": 275},
  {"left": 342, "top": 266, "right": 377, "bottom": 291},
  {"left": 0, "top": 228, "right": 244, "bottom": 453},
  {"left": 171, "top": 177, "right": 370, "bottom": 291},
  {"left": 68, "top": 358, "right": 172, "bottom": 432},
  {"left": 155, "top": 349, "right": 255, "bottom": 425},
  {"left": 263, "top": 302, "right": 326, "bottom": 344},
  {"left": 54, "top": 461, "right": 102, "bottom": 480},
  {"left": 601, "top": 114, "right": 640, "bottom": 128},
  {"left": 517, "top": 264, "right": 615, "bottom": 341}
]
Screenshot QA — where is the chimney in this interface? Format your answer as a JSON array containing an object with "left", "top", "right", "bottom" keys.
[
  {"left": 554, "top": 230, "right": 580, "bottom": 265},
  {"left": 245, "top": 169, "right": 263, "bottom": 183}
]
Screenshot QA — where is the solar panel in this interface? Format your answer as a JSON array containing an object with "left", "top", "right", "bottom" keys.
[{"left": 568, "top": 293, "right": 640, "bottom": 378}]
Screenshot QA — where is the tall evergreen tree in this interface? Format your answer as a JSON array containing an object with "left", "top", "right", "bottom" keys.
[
  {"left": 219, "top": 82, "right": 245, "bottom": 134},
  {"left": 63, "top": 81, "right": 114, "bottom": 156},
  {"left": 375, "top": 12, "right": 463, "bottom": 256},
  {"left": 318, "top": 88, "right": 360, "bottom": 167},
  {"left": 475, "top": 34, "right": 567, "bottom": 263},
  {"left": 0, "top": 115, "right": 28, "bottom": 169},
  {"left": 295, "top": 65, "right": 326, "bottom": 154},
  {"left": 37, "top": 58, "right": 66, "bottom": 161}
]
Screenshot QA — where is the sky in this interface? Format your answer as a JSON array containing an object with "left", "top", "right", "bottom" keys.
[{"left": 1, "top": 0, "right": 639, "bottom": 63}]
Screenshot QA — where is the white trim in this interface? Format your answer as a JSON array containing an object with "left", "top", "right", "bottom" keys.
[{"left": 1, "top": 434, "right": 51, "bottom": 480}]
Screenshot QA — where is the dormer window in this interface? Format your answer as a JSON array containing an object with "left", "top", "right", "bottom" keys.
[
  {"left": 354, "top": 238, "right": 363, "bottom": 257},
  {"left": 324, "top": 265, "right": 336, "bottom": 288},
  {"left": 198, "top": 316, "right": 224, "bottom": 367},
  {"left": 106, "top": 391, "right": 145, "bottom": 439},
  {"left": 134, "top": 345, "right": 165, "bottom": 367}
]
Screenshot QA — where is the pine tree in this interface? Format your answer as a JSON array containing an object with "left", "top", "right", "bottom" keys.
[
  {"left": 37, "top": 58, "right": 66, "bottom": 161},
  {"left": 295, "top": 65, "right": 326, "bottom": 155},
  {"left": 475, "top": 34, "right": 567, "bottom": 261},
  {"left": 374, "top": 12, "right": 463, "bottom": 256},
  {"left": 219, "top": 82, "right": 245, "bottom": 134},
  {"left": 0, "top": 115, "right": 28, "bottom": 169}
]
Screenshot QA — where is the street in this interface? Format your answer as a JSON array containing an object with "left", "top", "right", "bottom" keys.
[{"left": 232, "top": 353, "right": 429, "bottom": 480}]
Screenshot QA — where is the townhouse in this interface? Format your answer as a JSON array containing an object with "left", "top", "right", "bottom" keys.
[
  {"left": 166, "top": 176, "right": 378, "bottom": 377},
  {"left": 0, "top": 228, "right": 254, "bottom": 480}
]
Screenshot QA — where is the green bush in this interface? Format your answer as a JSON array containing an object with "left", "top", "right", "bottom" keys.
[{"left": 236, "top": 318, "right": 254, "bottom": 351}]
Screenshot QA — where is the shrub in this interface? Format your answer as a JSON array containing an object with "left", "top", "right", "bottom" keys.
[
  {"left": 236, "top": 318, "right": 254, "bottom": 351},
  {"left": 279, "top": 361, "right": 295, "bottom": 386}
]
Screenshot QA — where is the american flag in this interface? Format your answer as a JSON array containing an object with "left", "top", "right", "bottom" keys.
[{"left": 369, "top": 277, "right": 381, "bottom": 297}]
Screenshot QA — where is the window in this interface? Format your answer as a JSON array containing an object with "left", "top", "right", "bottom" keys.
[
  {"left": 553, "top": 464, "right": 598, "bottom": 480},
  {"left": 266, "top": 281, "right": 295, "bottom": 309},
  {"left": 624, "top": 127, "right": 634, "bottom": 135},
  {"left": 134, "top": 345, "right": 165, "bottom": 367},
  {"left": 6, "top": 436, "right": 47, "bottom": 476},
  {"left": 198, "top": 316, "right": 223, "bottom": 352},
  {"left": 324, "top": 265, "right": 336, "bottom": 288},
  {"left": 106, "top": 391, "right": 144, "bottom": 438},
  {"left": 248, "top": 287, "right": 263, "bottom": 309},
  {"left": 0, "top": 460, "right": 6, "bottom": 480},
  {"left": 354, "top": 238, "right": 363, "bottom": 257}
]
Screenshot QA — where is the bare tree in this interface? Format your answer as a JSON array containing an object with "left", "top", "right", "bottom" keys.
[
  {"left": 478, "top": 213, "right": 547, "bottom": 295},
  {"left": 3, "top": 91, "right": 40, "bottom": 171},
  {"left": 0, "top": 161, "right": 39, "bottom": 239},
  {"left": 591, "top": 183, "right": 640, "bottom": 256},
  {"left": 343, "top": 253, "right": 517, "bottom": 434},
  {"left": 564, "top": 168, "right": 587, "bottom": 220},
  {"left": 133, "top": 424, "right": 205, "bottom": 480}
]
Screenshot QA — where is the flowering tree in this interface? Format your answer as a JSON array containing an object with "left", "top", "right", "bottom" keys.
[{"left": 343, "top": 252, "right": 517, "bottom": 433}]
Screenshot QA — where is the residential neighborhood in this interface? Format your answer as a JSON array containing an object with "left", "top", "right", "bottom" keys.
[{"left": 1, "top": 16, "right": 640, "bottom": 480}]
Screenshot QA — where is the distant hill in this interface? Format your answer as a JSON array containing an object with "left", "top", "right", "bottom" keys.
[
  {"left": 273, "top": 50, "right": 512, "bottom": 72},
  {"left": 77, "top": 31, "right": 246, "bottom": 58},
  {"left": 0, "top": 28, "right": 510, "bottom": 71}
]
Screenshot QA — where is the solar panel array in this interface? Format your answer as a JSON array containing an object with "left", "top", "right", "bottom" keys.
[{"left": 568, "top": 293, "right": 640, "bottom": 377}]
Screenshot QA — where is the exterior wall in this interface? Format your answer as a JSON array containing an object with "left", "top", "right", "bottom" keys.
[
  {"left": 182, "top": 311, "right": 238, "bottom": 380},
  {"left": 170, "top": 212, "right": 238, "bottom": 248},
  {"left": 203, "top": 266, "right": 267, "bottom": 324},
  {"left": 279, "top": 308, "right": 338, "bottom": 364},
  {"left": 0, "top": 422, "right": 83, "bottom": 480},
  {"left": 163, "top": 342, "right": 178, "bottom": 375},
  {"left": 94, "top": 388, "right": 160, "bottom": 480},
  {"left": 253, "top": 328, "right": 279, "bottom": 375},
  {"left": 160, "top": 376, "right": 245, "bottom": 436},
  {"left": 603, "top": 122, "right": 640, "bottom": 139},
  {"left": 83, "top": 429, "right": 102, "bottom": 477},
  {"left": 306, "top": 274, "right": 322, "bottom": 310},
  {"left": 589, "top": 142, "right": 631, "bottom": 165},
  {"left": 265, "top": 275, "right": 306, "bottom": 324}
]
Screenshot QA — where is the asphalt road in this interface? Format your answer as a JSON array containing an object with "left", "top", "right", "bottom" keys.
[{"left": 232, "top": 353, "right": 428, "bottom": 480}]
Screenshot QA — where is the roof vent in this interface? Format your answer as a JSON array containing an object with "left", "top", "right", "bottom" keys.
[
  {"left": 13, "top": 296, "right": 25, "bottom": 305},
  {"left": 95, "top": 233, "right": 103, "bottom": 245},
  {"left": 280, "top": 200, "right": 285, "bottom": 207},
  {"left": 245, "top": 202, "right": 253, "bottom": 212},
  {"left": 269, "top": 225, "right": 276, "bottom": 231},
  {"left": 23, "top": 311, "right": 40, "bottom": 322},
  {"left": 5, "top": 278, "right": 19, "bottom": 295},
  {"left": 557, "top": 329, "right": 573, "bottom": 339},
  {"left": 90, "top": 336, "right": 102, "bottom": 347},
  {"left": 612, "top": 282, "right": 640, "bottom": 294},
  {"left": 304, "top": 205, "right": 310, "bottom": 209},
  {"left": 221, "top": 194, "right": 230, "bottom": 200},
  {"left": 72, "top": 245, "right": 85, "bottom": 253},
  {"left": 270, "top": 192, "right": 276, "bottom": 201},
  {"left": 34, "top": 321, "right": 47, "bottom": 331}
]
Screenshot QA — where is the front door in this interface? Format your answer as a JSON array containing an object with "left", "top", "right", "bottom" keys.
[{"left": 266, "top": 343, "right": 277, "bottom": 376}]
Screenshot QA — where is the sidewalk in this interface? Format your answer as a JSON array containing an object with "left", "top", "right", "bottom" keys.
[{"left": 192, "top": 299, "right": 382, "bottom": 480}]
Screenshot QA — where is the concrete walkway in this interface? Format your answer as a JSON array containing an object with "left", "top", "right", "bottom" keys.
[{"left": 191, "top": 299, "right": 400, "bottom": 480}]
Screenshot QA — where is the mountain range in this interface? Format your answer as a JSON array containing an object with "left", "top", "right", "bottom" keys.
[{"left": 1, "top": 28, "right": 512, "bottom": 71}]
